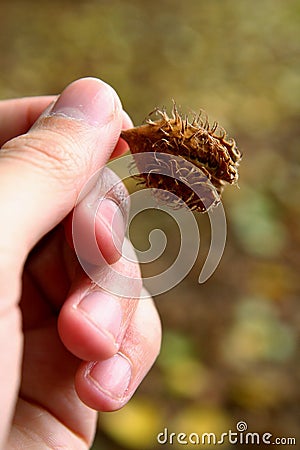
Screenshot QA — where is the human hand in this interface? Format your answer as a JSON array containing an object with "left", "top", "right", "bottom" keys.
[{"left": 0, "top": 78, "right": 161, "bottom": 449}]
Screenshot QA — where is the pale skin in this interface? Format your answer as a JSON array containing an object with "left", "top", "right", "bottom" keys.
[{"left": 0, "top": 78, "right": 162, "bottom": 449}]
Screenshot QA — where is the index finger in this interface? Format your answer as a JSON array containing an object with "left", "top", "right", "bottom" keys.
[{"left": 0, "top": 96, "right": 56, "bottom": 147}]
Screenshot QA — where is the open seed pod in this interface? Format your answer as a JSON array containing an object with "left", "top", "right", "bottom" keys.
[{"left": 121, "top": 104, "right": 241, "bottom": 212}]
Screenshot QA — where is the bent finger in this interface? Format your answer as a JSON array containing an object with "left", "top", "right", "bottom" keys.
[
  {"left": 58, "top": 239, "right": 142, "bottom": 361},
  {"left": 66, "top": 167, "right": 130, "bottom": 266},
  {"left": 74, "top": 289, "right": 162, "bottom": 411}
]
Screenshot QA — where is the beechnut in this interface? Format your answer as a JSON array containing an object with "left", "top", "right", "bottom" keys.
[{"left": 121, "top": 104, "right": 241, "bottom": 213}]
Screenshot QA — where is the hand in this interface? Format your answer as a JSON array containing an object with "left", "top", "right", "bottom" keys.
[{"left": 0, "top": 78, "right": 162, "bottom": 449}]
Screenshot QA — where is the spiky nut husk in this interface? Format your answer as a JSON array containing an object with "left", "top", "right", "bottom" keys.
[{"left": 121, "top": 104, "right": 241, "bottom": 212}]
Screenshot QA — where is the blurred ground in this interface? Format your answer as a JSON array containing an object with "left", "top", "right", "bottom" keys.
[{"left": 1, "top": 0, "right": 299, "bottom": 448}]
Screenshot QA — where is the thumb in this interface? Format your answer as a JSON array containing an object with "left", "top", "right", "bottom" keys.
[
  {"left": 0, "top": 77, "right": 124, "bottom": 269},
  {"left": 0, "top": 78, "right": 125, "bottom": 445}
]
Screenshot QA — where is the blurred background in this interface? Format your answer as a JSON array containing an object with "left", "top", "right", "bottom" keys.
[{"left": 1, "top": 0, "right": 299, "bottom": 448}]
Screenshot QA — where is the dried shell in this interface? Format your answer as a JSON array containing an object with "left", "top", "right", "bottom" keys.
[{"left": 121, "top": 104, "right": 241, "bottom": 212}]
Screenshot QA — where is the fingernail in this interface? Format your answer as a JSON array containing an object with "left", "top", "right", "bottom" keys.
[
  {"left": 96, "top": 199, "right": 125, "bottom": 254},
  {"left": 88, "top": 353, "right": 131, "bottom": 400},
  {"left": 50, "top": 77, "right": 120, "bottom": 126},
  {"left": 77, "top": 291, "right": 122, "bottom": 342}
]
